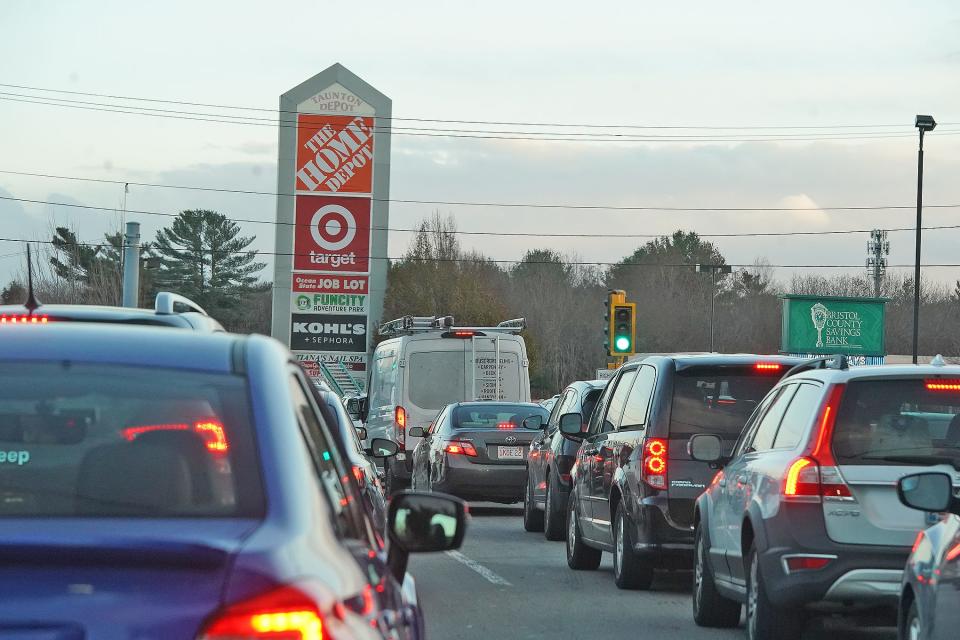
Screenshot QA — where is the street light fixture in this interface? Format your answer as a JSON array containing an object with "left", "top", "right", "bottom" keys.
[
  {"left": 912, "top": 114, "right": 936, "bottom": 364},
  {"left": 696, "top": 263, "right": 732, "bottom": 352}
]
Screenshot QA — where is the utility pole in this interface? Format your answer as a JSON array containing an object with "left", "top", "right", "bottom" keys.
[
  {"left": 696, "top": 264, "right": 732, "bottom": 352},
  {"left": 119, "top": 183, "right": 129, "bottom": 303},
  {"left": 866, "top": 229, "right": 889, "bottom": 298},
  {"left": 121, "top": 221, "right": 140, "bottom": 308}
]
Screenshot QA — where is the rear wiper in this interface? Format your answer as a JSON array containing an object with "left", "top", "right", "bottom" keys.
[{"left": 858, "top": 454, "right": 960, "bottom": 470}]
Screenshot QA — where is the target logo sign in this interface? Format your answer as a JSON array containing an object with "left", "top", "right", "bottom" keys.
[{"left": 294, "top": 195, "right": 371, "bottom": 273}]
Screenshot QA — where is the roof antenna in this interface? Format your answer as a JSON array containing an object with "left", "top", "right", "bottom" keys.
[{"left": 24, "top": 243, "right": 40, "bottom": 313}]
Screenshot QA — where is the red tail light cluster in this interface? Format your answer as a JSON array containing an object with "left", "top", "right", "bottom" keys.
[
  {"left": 199, "top": 584, "right": 326, "bottom": 639},
  {"left": 443, "top": 440, "right": 478, "bottom": 457},
  {"left": 782, "top": 385, "right": 852, "bottom": 503},
  {"left": 641, "top": 437, "right": 668, "bottom": 489},
  {"left": 121, "top": 419, "right": 230, "bottom": 455},
  {"left": 754, "top": 362, "right": 782, "bottom": 371},
  {"left": 496, "top": 422, "right": 515, "bottom": 430},
  {"left": 0, "top": 315, "right": 49, "bottom": 324},
  {"left": 925, "top": 379, "right": 960, "bottom": 392}
]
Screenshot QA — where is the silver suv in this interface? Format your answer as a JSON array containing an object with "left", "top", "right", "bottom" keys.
[{"left": 689, "top": 356, "right": 960, "bottom": 640}]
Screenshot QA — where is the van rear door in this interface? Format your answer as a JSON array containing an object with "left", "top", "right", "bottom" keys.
[{"left": 403, "top": 340, "right": 468, "bottom": 451}]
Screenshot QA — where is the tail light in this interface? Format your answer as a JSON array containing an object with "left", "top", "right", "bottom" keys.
[
  {"left": 198, "top": 584, "right": 326, "bottom": 639},
  {"left": 781, "top": 554, "right": 835, "bottom": 574},
  {"left": 925, "top": 379, "right": 960, "bottom": 392},
  {"left": 351, "top": 464, "right": 365, "bottom": 487},
  {"left": 395, "top": 406, "right": 406, "bottom": 447},
  {"left": 1, "top": 315, "right": 49, "bottom": 324},
  {"left": 641, "top": 437, "right": 668, "bottom": 489},
  {"left": 496, "top": 422, "right": 515, "bottom": 430},
  {"left": 122, "top": 419, "right": 230, "bottom": 456},
  {"left": 443, "top": 440, "right": 478, "bottom": 457},
  {"left": 783, "top": 384, "right": 852, "bottom": 503},
  {"left": 754, "top": 362, "right": 782, "bottom": 372}
]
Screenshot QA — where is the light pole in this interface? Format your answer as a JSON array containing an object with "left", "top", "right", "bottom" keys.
[
  {"left": 696, "top": 263, "right": 732, "bottom": 352},
  {"left": 913, "top": 115, "right": 936, "bottom": 364}
]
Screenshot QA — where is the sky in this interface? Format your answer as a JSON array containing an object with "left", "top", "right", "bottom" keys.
[{"left": 1, "top": 0, "right": 959, "bottom": 291}]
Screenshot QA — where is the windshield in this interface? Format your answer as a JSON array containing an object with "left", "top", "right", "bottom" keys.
[
  {"left": 0, "top": 362, "right": 263, "bottom": 518},
  {"left": 833, "top": 378, "right": 960, "bottom": 466},
  {"left": 452, "top": 404, "right": 549, "bottom": 430},
  {"left": 670, "top": 366, "right": 785, "bottom": 439}
]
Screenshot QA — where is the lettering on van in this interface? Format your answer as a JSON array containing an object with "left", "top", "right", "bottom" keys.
[
  {"left": 474, "top": 356, "right": 518, "bottom": 401},
  {"left": 290, "top": 313, "right": 368, "bottom": 352}
]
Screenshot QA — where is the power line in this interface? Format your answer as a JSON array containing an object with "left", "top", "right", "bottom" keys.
[
  {"left": 4, "top": 235, "right": 960, "bottom": 270},
  {"left": 3, "top": 95, "right": 957, "bottom": 143},
  {"left": 2, "top": 90, "right": 952, "bottom": 141},
  {"left": 5, "top": 194, "right": 960, "bottom": 241},
  {"left": 2, "top": 81, "right": 952, "bottom": 131},
  {"left": 4, "top": 169, "right": 960, "bottom": 213}
]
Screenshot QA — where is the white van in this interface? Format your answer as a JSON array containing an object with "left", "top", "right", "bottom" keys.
[{"left": 364, "top": 315, "right": 531, "bottom": 494}]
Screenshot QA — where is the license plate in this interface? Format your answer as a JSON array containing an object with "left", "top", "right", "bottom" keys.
[{"left": 498, "top": 446, "right": 524, "bottom": 460}]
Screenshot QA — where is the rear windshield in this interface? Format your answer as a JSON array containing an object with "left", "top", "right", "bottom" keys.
[
  {"left": 408, "top": 351, "right": 466, "bottom": 410},
  {"left": 670, "top": 366, "right": 785, "bottom": 438},
  {"left": 0, "top": 362, "right": 263, "bottom": 518},
  {"left": 452, "top": 404, "right": 548, "bottom": 430},
  {"left": 833, "top": 379, "right": 960, "bottom": 466}
]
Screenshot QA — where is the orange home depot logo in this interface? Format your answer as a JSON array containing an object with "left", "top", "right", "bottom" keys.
[{"left": 296, "top": 114, "right": 374, "bottom": 193}]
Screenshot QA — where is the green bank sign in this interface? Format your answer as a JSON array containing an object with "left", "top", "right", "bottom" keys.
[{"left": 781, "top": 295, "right": 887, "bottom": 357}]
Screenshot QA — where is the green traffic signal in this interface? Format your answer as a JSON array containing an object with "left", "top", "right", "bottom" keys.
[{"left": 614, "top": 336, "right": 631, "bottom": 352}]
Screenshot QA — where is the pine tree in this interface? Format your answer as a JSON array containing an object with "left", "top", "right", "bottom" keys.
[{"left": 152, "top": 210, "right": 264, "bottom": 310}]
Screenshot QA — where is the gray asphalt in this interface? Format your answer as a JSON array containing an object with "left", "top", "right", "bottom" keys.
[{"left": 410, "top": 504, "right": 897, "bottom": 640}]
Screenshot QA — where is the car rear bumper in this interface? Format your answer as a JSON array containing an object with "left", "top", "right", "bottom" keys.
[
  {"left": 433, "top": 457, "right": 527, "bottom": 502},
  {"left": 632, "top": 495, "right": 695, "bottom": 568},
  {"left": 758, "top": 503, "right": 909, "bottom": 608}
]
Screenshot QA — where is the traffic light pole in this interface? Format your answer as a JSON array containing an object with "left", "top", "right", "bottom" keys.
[{"left": 709, "top": 270, "right": 717, "bottom": 353}]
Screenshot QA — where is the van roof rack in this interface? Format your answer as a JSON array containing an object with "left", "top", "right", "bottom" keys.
[
  {"left": 154, "top": 292, "right": 209, "bottom": 317},
  {"left": 379, "top": 315, "right": 526, "bottom": 337}
]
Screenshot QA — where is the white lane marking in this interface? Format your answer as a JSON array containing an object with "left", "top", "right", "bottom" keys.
[{"left": 444, "top": 550, "right": 512, "bottom": 586}]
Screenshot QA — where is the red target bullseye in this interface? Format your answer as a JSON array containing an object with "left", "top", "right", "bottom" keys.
[{"left": 310, "top": 204, "right": 356, "bottom": 251}]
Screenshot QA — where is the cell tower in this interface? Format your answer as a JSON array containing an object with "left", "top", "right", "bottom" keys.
[{"left": 866, "top": 229, "right": 889, "bottom": 298}]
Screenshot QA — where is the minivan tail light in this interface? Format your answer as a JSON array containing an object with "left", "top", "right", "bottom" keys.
[
  {"left": 198, "top": 584, "right": 325, "bottom": 639},
  {"left": 395, "top": 405, "right": 406, "bottom": 447},
  {"left": 641, "top": 437, "right": 668, "bottom": 489}
]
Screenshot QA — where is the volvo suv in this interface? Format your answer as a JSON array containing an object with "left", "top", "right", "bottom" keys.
[
  {"left": 689, "top": 356, "right": 960, "bottom": 640},
  {"left": 561, "top": 354, "right": 803, "bottom": 589}
]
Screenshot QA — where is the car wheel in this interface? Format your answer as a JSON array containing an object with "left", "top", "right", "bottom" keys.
[
  {"left": 902, "top": 600, "right": 922, "bottom": 640},
  {"left": 692, "top": 524, "right": 741, "bottom": 627},
  {"left": 612, "top": 502, "right": 654, "bottom": 590},
  {"left": 566, "top": 489, "right": 602, "bottom": 570},
  {"left": 523, "top": 476, "right": 544, "bottom": 532},
  {"left": 746, "top": 546, "right": 803, "bottom": 640},
  {"left": 543, "top": 476, "right": 565, "bottom": 541}
]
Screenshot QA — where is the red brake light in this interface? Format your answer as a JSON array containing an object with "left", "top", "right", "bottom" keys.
[
  {"left": 452, "top": 330, "right": 475, "bottom": 338},
  {"left": 784, "top": 555, "right": 833, "bottom": 573},
  {"left": 945, "top": 542, "right": 960, "bottom": 562},
  {"left": 784, "top": 458, "right": 816, "bottom": 497},
  {"left": 925, "top": 379, "right": 960, "bottom": 392},
  {"left": 496, "top": 422, "right": 515, "bottom": 430},
  {"left": 1, "top": 315, "right": 49, "bottom": 324},
  {"left": 641, "top": 438, "right": 668, "bottom": 489},
  {"left": 443, "top": 440, "right": 478, "bottom": 457},
  {"left": 755, "top": 363, "right": 782, "bottom": 371},
  {"left": 351, "top": 464, "right": 365, "bottom": 486},
  {"left": 783, "top": 384, "right": 853, "bottom": 503},
  {"left": 122, "top": 419, "right": 230, "bottom": 455},
  {"left": 912, "top": 531, "right": 926, "bottom": 554},
  {"left": 199, "top": 584, "right": 325, "bottom": 639}
]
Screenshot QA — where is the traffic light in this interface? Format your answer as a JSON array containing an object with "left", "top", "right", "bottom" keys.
[{"left": 610, "top": 301, "right": 636, "bottom": 356}]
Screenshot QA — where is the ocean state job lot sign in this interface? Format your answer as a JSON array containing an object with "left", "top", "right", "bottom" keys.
[
  {"left": 290, "top": 313, "right": 368, "bottom": 352},
  {"left": 293, "top": 195, "right": 372, "bottom": 273},
  {"left": 292, "top": 273, "right": 369, "bottom": 314}
]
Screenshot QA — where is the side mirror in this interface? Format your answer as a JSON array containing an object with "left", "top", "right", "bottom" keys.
[
  {"left": 898, "top": 472, "right": 956, "bottom": 514},
  {"left": 355, "top": 426, "right": 368, "bottom": 441},
  {"left": 559, "top": 412, "right": 585, "bottom": 440},
  {"left": 386, "top": 490, "right": 468, "bottom": 580},
  {"left": 688, "top": 434, "right": 724, "bottom": 464},
  {"left": 345, "top": 396, "right": 361, "bottom": 418},
  {"left": 407, "top": 426, "right": 425, "bottom": 438},
  {"left": 522, "top": 415, "right": 545, "bottom": 430},
  {"left": 368, "top": 437, "right": 399, "bottom": 458}
]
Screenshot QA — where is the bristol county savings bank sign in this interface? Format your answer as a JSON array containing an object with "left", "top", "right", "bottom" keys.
[{"left": 781, "top": 295, "right": 888, "bottom": 357}]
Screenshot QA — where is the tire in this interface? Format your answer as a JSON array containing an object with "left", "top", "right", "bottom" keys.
[
  {"left": 692, "top": 524, "right": 741, "bottom": 627},
  {"left": 745, "top": 546, "right": 803, "bottom": 640},
  {"left": 523, "top": 476, "right": 544, "bottom": 532},
  {"left": 543, "top": 476, "right": 566, "bottom": 541},
  {"left": 901, "top": 599, "right": 922, "bottom": 640},
  {"left": 566, "top": 489, "right": 602, "bottom": 570},
  {"left": 612, "top": 502, "right": 654, "bottom": 590},
  {"left": 384, "top": 458, "right": 407, "bottom": 497}
]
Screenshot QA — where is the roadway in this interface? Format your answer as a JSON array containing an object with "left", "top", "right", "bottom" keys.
[{"left": 411, "top": 504, "right": 897, "bottom": 640}]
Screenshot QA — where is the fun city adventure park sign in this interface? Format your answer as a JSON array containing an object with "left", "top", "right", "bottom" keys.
[
  {"left": 270, "top": 64, "right": 392, "bottom": 391},
  {"left": 780, "top": 295, "right": 888, "bottom": 357}
]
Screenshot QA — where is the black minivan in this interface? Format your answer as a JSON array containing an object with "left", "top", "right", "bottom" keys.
[{"left": 562, "top": 354, "right": 803, "bottom": 589}]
